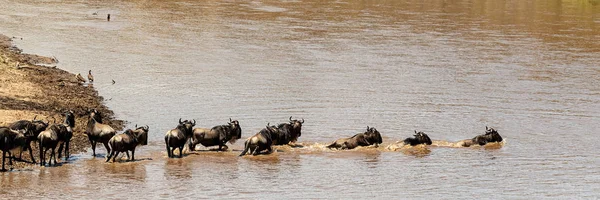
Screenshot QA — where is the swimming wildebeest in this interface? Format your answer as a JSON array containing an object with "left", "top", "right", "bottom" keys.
[
  {"left": 9, "top": 115, "right": 49, "bottom": 163},
  {"left": 0, "top": 127, "right": 27, "bottom": 171},
  {"left": 326, "top": 126, "right": 383, "bottom": 150},
  {"left": 106, "top": 125, "right": 149, "bottom": 162},
  {"left": 38, "top": 122, "right": 72, "bottom": 166},
  {"left": 403, "top": 130, "right": 433, "bottom": 146},
  {"left": 239, "top": 124, "right": 278, "bottom": 156},
  {"left": 458, "top": 126, "right": 503, "bottom": 147},
  {"left": 189, "top": 118, "right": 241, "bottom": 151},
  {"left": 85, "top": 109, "right": 116, "bottom": 157},
  {"left": 271, "top": 116, "right": 304, "bottom": 145},
  {"left": 165, "top": 119, "right": 195, "bottom": 158}
]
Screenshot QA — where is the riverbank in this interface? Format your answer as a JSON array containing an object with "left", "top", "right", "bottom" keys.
[{"left": 0, "top": 34, "right": 124, "bottom": 169}]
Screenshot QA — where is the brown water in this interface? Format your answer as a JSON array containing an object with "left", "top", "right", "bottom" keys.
[{"left": 1, "top": 0, "right": 600, "bottom": 198}]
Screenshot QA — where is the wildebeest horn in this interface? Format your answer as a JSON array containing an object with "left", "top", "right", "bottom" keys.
[
  {"left": 230, "top": 118, "right": 232, "bottom": 122},
  {"left": 301, "top": 118, "right": 304, "bottom": 123},
  {"left": 289, "top": 116, "right": 293, "bottom": 121},
  {"left": 367, "top": 126, "right": 370, "bottom": 131},
  {"left": 192, "top": 119, "right": 196, "bottom": 125},
  {"left": 145, "top": 125, "right": 149, "bottom": 130},
  {"left": 135, "top": 124, "right": 138, "bottom": 128},
  {"left": 179, "top": 118, "right": 182, "bottom": 124},
  {"left": 414, "top": 130, "right": 417, "bottom": 134}
]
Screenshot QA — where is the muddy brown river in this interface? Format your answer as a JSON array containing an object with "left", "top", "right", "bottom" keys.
[{"left": 1, "top": 0, "right": 600, "bottom": 198}]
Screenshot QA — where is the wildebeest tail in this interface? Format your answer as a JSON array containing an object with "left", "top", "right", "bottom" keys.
[{"left": 165, "top": 135, "right": 170, "bottom": 157}]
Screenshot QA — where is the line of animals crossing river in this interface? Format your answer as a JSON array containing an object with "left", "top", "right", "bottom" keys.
[{"left": 0, "top": 109, "right": 504, "bottom": 171}]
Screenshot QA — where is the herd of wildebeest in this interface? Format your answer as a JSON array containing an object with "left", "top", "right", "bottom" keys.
[{"left": 0, "top": 109, "right": 504, "bottom": 171}]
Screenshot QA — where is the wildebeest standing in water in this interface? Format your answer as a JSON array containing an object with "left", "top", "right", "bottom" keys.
[
  {"left": 239, "top": 124, "right": 277, "bottom": 156},
  {"left": 458, "top": 126, "right": 503, "bottom": 147},
  {"left": 57, "top": 110, "right": 75, "bottom": 160},
  {"left": 9, "top": 116, "right": 49, "bottom": 163},
  {"left": 326, "top": 126, "right": 383, "bottom": 150},
  {"left": 165, "top": 119, "right": 195, "bottom": 158},
  {"left": 106, "top": 125, "right": 149, "bottom": 162},
  {"left": 38, "top": 122, "right": 72, "bottom": 166},
  {"left": 403, "top": 130, "right": 433, "bottom": 146},
  {"left": 272, "top": 116, "right": 304, "bottom": 145},
  {"left": 85, "top": 109, "right": 116, "bottom": 157},
  {"left": 0, "top": 127, "right": 27, "bottom": 171},
  {"left": 189, "top": 118, "right": 241, "bottom": 151}
]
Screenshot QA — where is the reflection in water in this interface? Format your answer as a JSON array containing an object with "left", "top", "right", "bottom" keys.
[{"left": 164, "top": 158, "right": 193, "bottom": 181}]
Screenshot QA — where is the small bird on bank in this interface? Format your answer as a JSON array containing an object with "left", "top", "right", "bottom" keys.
[
  {"left": 76, "top": 73, "right": 86, "bottom": 83},
  {"left": 107, "top": 14, "right": 110, "bottom": 21},
  {"left": 112, "top": 79, "right": 115, "bottom": 84},
  {"left": 88, "top": 70, "right": 94, "bottom": 83}
]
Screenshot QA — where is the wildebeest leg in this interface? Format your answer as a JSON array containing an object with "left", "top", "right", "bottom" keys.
[
  {"left": 58, "top": 143, "right": 64, "bottom": 159},
  {"left": 27, "top": 142, "right": 35, "bottom": 163},
  {"left": 51, "top": 148, "right": 57, "bottom": 166},
  {"left": 178, "top": 146, "right": 183, "bottom": 158},
  {"left": 2, "top": 151, "right": 6, "bottom": 171},
  {"left": 267, "top": 146, "right": 273, "bottom": 154},
  {"left": 105, "top": 149, "right": 114, "bottom": 162},
  {"left": 65, "top": 141, "right": 70, "bottom": 160},
  {"left": 43, "top": 148, "right": 50, "bottom": 166},
  {"left": 103, "top": 142, "right": 111, "bottom": 158},
  {"left": 125, "top": 151, "right": 130, "bottom": 160},
  {"left": 131, "top": 149, "right": 135, "bottom": 161},
  {"left": 91, "top": 140, "right": 97, "bottom": 156},
  {"left": 113, "top": 151, "right": 119, "bottom": 162},
  {"left": 39, "top": 142, "right": 44, "bottom": 166}
]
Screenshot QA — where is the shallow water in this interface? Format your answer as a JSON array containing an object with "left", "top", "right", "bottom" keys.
[{"left": 1, "top": 0, "right": 600, "bottom": 198}]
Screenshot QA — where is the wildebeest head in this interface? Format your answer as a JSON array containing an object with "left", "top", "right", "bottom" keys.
[
  {"left": 62, "top": 110, "right": 75, "bottom": 128},
  {"left": 177, "top": 118, "right": 196, "bottom": 137},
  {"left": 133, "top": 124, "right": 150, "bottom": 145},
  {"left": 290, "top": 116, "right": 304, "bottom": 142},
  {"left": 485, "top": 126, "right": 503, "bottom": 143},
  {"left": 30, "top": 116, "right": 49, "bottom": 137},
  {"left": 88, "top": 109, "right": 103, "bottom": 123},
  {"left": 473, "top": 126, "right": 503, "bottom": 145},
  {"left": 134, "top": 124, "right": 150, "bottom": 145},
  {"left": 403, "top": 130, "right": 432, "bottom": 146},
  {"left": 365, "top": 126, "right": 383, "bottom": 145},
  {"left": 228, "top": 118, "right": 242, "bottom": 142}
]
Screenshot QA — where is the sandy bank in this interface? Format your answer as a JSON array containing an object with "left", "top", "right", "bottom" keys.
[{"left": 0, "top": 34, "right": 124, "bottom": 169}]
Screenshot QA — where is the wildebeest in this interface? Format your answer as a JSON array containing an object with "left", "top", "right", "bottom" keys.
[
  {"left": 271, "top": 116, "right": 304, "bottom": 145},
  {"left": 403, "top": 130, "right": 433, "bottom": 146},
  {"left": 239, "top": 124, "right": 277, "bottom": 156},
  {"left": 165, "top": 119, "right": 195, "bottom": 158},
  {"left": 106, "top": 125, "right": 149, "bottom": 162},
  {"left": 189, "top": 118, "right": 242, "bottom": 151},
  {"left": 85, "top": 109, "right": 116, "bottom": 157},
  {"left": 0, "top": 127, "right": 27, "bottom": 171},
  {"left": 326, "top": 126, "right": 383, "bottom": 150},
  {"left": 458, "top": 126, "right": 503, "bottom": 147},
  {"left": 9, "top": 116, "right": 49, "bottom": 163},
  {"left": 38, "top": 123, "right": 72, "bottom": 166},
  {"left": 57, "top": 110, "right": 75, "bottom": 160}
]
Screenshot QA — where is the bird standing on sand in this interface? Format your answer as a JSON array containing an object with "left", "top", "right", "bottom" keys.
[
  {"left": 112, "top": 79, "right": 115, "bottom": 85},
  {"left": 88, "top": 70, "right": 94, "bottom": 83},
  {"left": 76, "top": 73, "right": 86, "bottom": 83},
  {"left": 107, "top": 14, "right": 110, "bottom": 21}
]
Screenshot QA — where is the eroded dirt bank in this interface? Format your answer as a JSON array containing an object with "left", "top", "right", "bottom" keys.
[{"left": 0, "top": 34, "right": 124, "bottom": 169}]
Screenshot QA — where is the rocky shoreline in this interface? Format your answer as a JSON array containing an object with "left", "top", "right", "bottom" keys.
[{"left": 0, "top": 34, "right": 124, "bottom": 169}]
